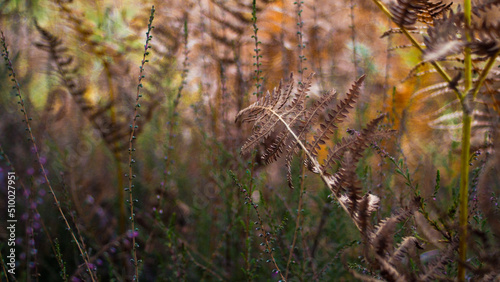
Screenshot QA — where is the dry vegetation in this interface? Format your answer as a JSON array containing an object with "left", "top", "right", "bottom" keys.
[{"left": 0, "top": 0, "right": 499, "bottom": 281}]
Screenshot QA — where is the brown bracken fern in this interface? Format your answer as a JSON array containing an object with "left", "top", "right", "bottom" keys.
[
  {"left": 235, "top": 73, "right": 467, "bottom": 281},
  {"left": 33, "top": 22, "right": 158, "bottom": 156},
  {"left": 236, "top": 72, "right": 390, "bottom": 234},
  {"left": 235, "top": 72, "right": 499, "bottom": 281}
]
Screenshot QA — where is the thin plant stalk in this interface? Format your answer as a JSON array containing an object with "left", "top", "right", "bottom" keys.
[
  {"left": 280, "top": 0, "right": 290, "bottom": 80},
  {"left": 229, "top": 171, "right": 286, "bottom": 281},
  {"left": 251, "top": 0, "right": 263, "bottom": 97},
  {"left": 143, "top": 14, "right": 189, "bottom": 274},
  {"left": 126, "top": 6, "right": 155, "bottom": 281},
  {"left": 285, "top": 151, "right": 307, "bottom": 280},
  {"left": 159, "top": 14, "right": 189, "bottom": 209},
  {"left": 284, "top": 3, "right": 309, "bottom": 278},
  {"left": 295, "top": 0, "right": 306, "bottom": 83}
]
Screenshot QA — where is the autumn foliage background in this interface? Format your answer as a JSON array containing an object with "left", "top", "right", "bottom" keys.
[{"left": 0, "top": 0, "right": 498, "bottom": 281}]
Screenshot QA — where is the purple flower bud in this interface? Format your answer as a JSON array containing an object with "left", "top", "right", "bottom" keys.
[{"left": 127, "top": 230, "right": 139, "bottom": 238}]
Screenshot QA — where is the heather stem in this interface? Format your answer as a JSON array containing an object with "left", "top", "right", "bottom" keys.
[
  {"left": 126, "top": 6, "right": 155, "bottom": 281},
  {"left": 251, "top": 0, "right": 263, "bottom": 97},
  {"left": 295, "top": 0, "right": 306, "bottom": 83}
]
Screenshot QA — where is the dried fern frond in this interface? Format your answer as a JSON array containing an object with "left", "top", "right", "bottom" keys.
[
  {"left": 371, "top": 211, "right": 407, "bottom": 258},
  {"left": 388, "top": 43, "right": 426, "bottom": 51},
  {"left": 417, "top": 1, "right": 453, "bottom": 24},
  {"left": 375, "top": 254, "right": 408, "bottom": 281},
  {"left": 323, "top": 114, "right": 388, "bottom": 173},
  {"left": 236, "top": 72, "right": 315, "bottom": 188},
  {"left": 307, "top": 75, "right": 364, "bottom": 158},
  {"left": 342, "top": 192, "right": 381, "bottom": 236},
  {"left": 418, "top": 241, "right": 457, "bottom": 280},
  {"left": 423, "top": 9, "right": 465, "bottom": 62},
  {"left": 421, "top": 2, "right": 500, "bottom": 59},
  {"left": 390, "top": 0, "right": 426, "bottom": 27},
  {"left": 337, "top": 151, "right": 363, "bottom": 215},
  {"left": 236, "top": 72, "right": 309, "bottom": 156},
  {"left": 411, "top": 81, "right": 454, "bottom": 99},
  {"left": 237, "top": 73, "right": 391, "bottom": 231},
  {"left": 472, "top": 0, "right": 500, "bottom": 30},
  {"left": 210, "top": 0, "right": 255, "bottom": 24},
  {"left": 34, "top": 22, "right": 91, "bottom": 112},
  {"left": 415, "top": 211, "right": 447, "bottom": 247},
  {"left": 34, "top": 23, "right": 137, "bottom": 155},
  {"left": 469, "top": 23, "right": 500, "bottom": 56},
  {"left": 382, "top": 26, "right": 428, "bottom": 38},
  {"left": 388, "top": 236, "right": 421, "bottom": 265},
  {"left": 390, "top": 0, "right": 452, "bottom": 27}
]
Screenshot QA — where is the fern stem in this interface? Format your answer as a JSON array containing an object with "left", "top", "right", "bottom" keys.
[
  {"left": 471, "top": 50, "right": 500, "bottom": 99},
  {"left": 458, "top": 0, "right": 472, "bottom": 278},
  {"left": 262, "top": 106, "right": 361, "bottom": 230}
]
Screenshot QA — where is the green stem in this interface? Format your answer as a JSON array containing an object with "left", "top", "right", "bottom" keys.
[{"left": 471, "top": 50, "right": 500, "bottom": 99}]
